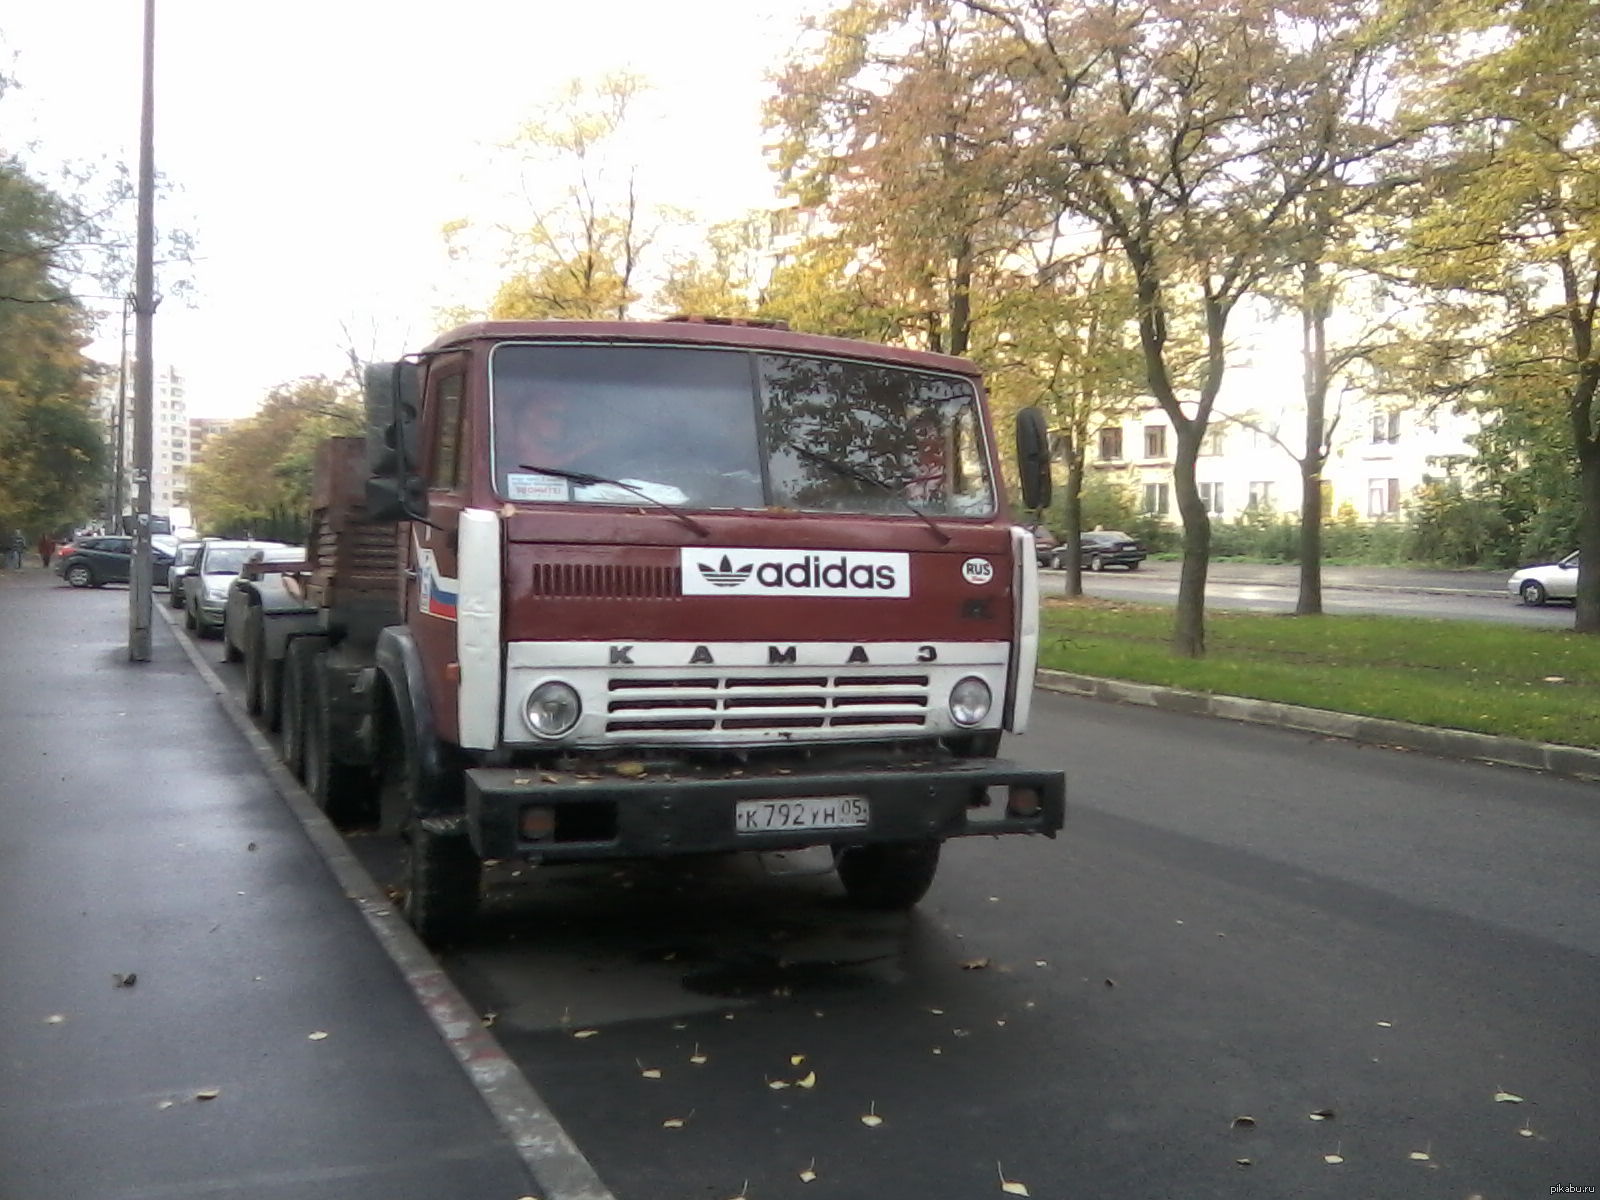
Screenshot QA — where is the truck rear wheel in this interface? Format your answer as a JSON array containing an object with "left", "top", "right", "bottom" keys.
[
  {"left": 279, "top": 636, "right": 324, "bottom": 780},
  {"left": 402, "top": 820, "right": 481, "bottom": 947},
  {"left": 835, "top": 839, "right": 941, "bottom": 910},
  {"left": 303, "top": 660, "right": 376, "bottom": 830},
  {"left": 242, "top": 609, "right": 266, "bottom": 713}
]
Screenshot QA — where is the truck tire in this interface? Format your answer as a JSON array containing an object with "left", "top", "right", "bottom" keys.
[
  {"left": 241, "top": 609, "right": 265, "bottom": 710},
  {"left": 224, "top": 610, "right": 247, "bottom": 663},
  {"left": 402, "top": 820, "right": 481, "bottom": 947},
  {"left": 303, "top": 660, "right": 376, "bottom": 830},
  {"left": 835, "top": 840, "right": 941, "bottom": 910},
  {"left": 279, "top": 637, "right": 324, "bottom": 780}
]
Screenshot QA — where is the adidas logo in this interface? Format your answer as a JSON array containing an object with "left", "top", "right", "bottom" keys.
[{"left": 698, "top": 555, "right": 755, "bottom": 588}]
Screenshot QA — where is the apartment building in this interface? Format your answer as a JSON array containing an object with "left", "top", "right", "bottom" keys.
[
  {"left": 93, "top": 364, "right": 192, "bottom": 519},
  {"left": 1088, "top": 397, "right": 1480, "bottom": 524}
]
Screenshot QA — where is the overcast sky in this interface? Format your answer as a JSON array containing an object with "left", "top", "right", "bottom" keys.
[{"left": 2, "top": 1, "right": 818, "bottom": 417}]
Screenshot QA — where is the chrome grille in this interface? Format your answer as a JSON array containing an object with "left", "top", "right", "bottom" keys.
[{"left": 604, "top": 671, "right": 930, "bottom": 734}]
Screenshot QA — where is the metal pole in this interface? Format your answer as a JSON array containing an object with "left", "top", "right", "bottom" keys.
[
  {"left": 111, "top": 296, "right": 130, "bottom": 529},
  {"left": 128, "top": 0, "right": 156, "bottom": 662}
]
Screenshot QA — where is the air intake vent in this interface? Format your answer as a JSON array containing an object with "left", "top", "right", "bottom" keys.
[
  {"left": 531, "top": 563, "right": 681, "bottom": 600},
  {"left": 603, "top": 672, "right": 929, "bottom": 734}
]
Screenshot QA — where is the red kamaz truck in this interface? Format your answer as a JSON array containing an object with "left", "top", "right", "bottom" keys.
[{"left": 240, "top": 317, "right": 1065, "bottom": 943}]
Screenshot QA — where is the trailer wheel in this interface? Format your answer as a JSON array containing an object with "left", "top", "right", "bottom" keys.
[
  {"left": 303, "top": 660, "right": 376, "bottom": 830},
  {"left": 403, "top": 820, "right": 481, "bottom": 947},
  {"left": 242, "top": 609, "right": 266, "bottom": 713},
  {"left": 834, "top": 840, "right": 941, "bottom": 910},
  {"left": 279, "top": 637, "right": 323, "bottom": 780}
]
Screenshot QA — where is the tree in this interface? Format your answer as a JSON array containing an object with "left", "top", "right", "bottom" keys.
[
  {"left": 187, "top": 377, "right": 362, "bottom": 538},
  {"left": 0, "top": 156, "right": 104, "bottom": 537},
  {"left": 959, "top": 0, "right": 1400, "bottom": 655},
  {"left": 768, "top": 0, "right": 1038, "bottom": 356},
  {"left": 656, "top": 214, "right": 768, "bottom": 319},
  {"left": 449, "top": 74, "right": 655, "bottom": 323},
  {"left": 1389, "top": 0, "right": 1600, "bottom": 631}
]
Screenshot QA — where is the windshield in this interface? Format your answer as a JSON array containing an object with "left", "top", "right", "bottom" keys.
[
  {"left": 490, "top": 344, "right": 994, "bottom": 517},
  {"left": 202, "top": 548, "right": 255, "bottom": 575}
]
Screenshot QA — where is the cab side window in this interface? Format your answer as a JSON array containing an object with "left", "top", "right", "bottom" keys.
[{"left": 429, "top": 374, "right": 465, "bottom": 492}]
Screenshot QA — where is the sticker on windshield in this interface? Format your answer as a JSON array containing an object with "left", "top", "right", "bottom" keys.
[
  {"left": 505, "top": 472, "right": 570, "bottom": 502},
  {"left": 962, "top": 558, "right": 994, "bottom": 585}
]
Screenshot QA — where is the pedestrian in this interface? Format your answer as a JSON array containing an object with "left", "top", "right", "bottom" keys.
[
  {"left": 6, "top": 530, "right": 24, "bottom": 570},
  {"left": 36, "top": 533, "right": 55, "bottom": 568}
]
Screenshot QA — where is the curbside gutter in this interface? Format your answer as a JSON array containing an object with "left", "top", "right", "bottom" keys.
[
  {"left": 1036, "top": 668, "right": 1600, "bottom": 784},
  {"left": 160, "top": 604, "right": 616, "bottom": 1200}
]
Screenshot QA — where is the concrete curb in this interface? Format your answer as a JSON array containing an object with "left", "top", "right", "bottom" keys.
[
  {"left": 159, "top": 604, "right": 616, "bottom": 1200},
  {"left": 1036, "top": 668, "right": 1600, "bottom": 784}
]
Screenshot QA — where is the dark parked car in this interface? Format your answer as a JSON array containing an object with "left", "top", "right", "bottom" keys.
[
  {"left": 54, "top": 535, "right": 175, "bottom": 588},
  {"left": 1049, "top": 530, "right": 1146, "bottom": 572}
]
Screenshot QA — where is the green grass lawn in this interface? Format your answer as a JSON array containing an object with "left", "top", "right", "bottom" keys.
[{"left": 1038, "top": 598, "right": 1600, "bottom": 750}]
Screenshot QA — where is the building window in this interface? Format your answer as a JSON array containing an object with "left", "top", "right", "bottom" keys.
[
  {"left": 1097, "top": 427, "right": 1124, "bottom": 461},
  {"left": 1248, "top": 481, "right": 1275, "bottom": 510},
  {"left": 1144, "top": 425, "right": 1167, "bottom": 458},
  {"left": 1200, "top": 427, "right": 1225, "bottom": 456},
  {"left": 1370, "top": 410, "right": 1401, "bottom": 444},
  {"left": 1142, "top": 482, "right": 1170, "bottom": 515},
  {"left": 1198, "top": 482, "right": 1225, "bottom": 515},
  {"left": 1368, "top": 477, "right": 1400, "bottom": 517}
]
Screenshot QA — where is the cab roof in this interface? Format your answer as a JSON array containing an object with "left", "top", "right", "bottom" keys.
[{"left": 421, "top": 319, "right": 982, "bottom": 379}]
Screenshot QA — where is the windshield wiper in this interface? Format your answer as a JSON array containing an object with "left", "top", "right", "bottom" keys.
[
  {"left": 788, "top": 445, "right": 952, "bottom": 545},
  {"left": 518, "top": 464, "right": 710, "bottom": 538}
]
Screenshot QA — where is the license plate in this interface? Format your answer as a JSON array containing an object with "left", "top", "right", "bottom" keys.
[{"left": 735, "top": 796, "right": 870, "bottom": 833}]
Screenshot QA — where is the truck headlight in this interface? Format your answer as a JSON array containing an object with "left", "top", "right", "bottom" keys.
[
  {"left": 949, "top": 676, "right": 992, "bottom": 726},
  {"left": 524, "top": 680, "right": 582, "bottom": 738}
]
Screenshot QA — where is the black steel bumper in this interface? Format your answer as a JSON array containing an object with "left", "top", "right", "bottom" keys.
[{"left": 463, "top": 758, "right": 1065, "bottom": 862}]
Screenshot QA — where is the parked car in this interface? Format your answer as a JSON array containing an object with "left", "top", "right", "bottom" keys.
[
  {"left": 1023, "top": 523, "right": 1058, "bottom": 567},
  {"left": 166, "top": 540, "right": 207, "bottom": 607},
  {"left": 54, "top": 535, "right": 175, "bottom": 588},
  {"left": 152, "top": 533, "right": 180, "bottom": 587},
  {"left": 182, "top": 540, "right": 291, "bottom": 636},
  {"left": 1507, "top": 551, "right": 1579, "bottom": 606},
  {"left": 1050, "top": 530, "right": 1147, "bottom": 572}
]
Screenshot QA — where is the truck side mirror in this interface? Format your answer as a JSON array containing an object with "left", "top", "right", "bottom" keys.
[{"left": 1014, "top": 406, "right": 1052, "bottom": 512}]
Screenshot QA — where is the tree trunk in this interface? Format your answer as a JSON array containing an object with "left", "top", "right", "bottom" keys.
[
  {"left": 1297, "top": 464, "right": 1324, "bottom": 615},
  {"left": 1171, "top": 424, "right": 1210, "bottom": 657},
  {"left": 1063, "top": 449, "right": 1084, "bottom": 598},
  {"left": 1577, "top": 440, "right": 1600, "bottom": 633}
]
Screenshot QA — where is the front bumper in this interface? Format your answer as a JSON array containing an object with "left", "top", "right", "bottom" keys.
[{"left": 464, "top": 757, "right": 1065, "bottom": 862}]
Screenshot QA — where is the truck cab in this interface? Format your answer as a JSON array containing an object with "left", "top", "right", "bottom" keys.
[{"left": 305, "top": 318, "right": 1063, "bottom": 943}]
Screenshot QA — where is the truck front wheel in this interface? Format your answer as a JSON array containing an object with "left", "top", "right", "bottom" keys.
[
  {"left": 834, "top": 839, "right": 941, "bottom": 910},
  {"left": 403, "top": 820, "right": 481, "bottom": 946},
  {"left": 303, "top": 662, "right": 376, "bottom": 830}
]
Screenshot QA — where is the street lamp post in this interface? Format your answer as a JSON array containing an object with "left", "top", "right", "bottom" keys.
[{"left": 128, "top": 0, "right": 156, "bottom": 662}]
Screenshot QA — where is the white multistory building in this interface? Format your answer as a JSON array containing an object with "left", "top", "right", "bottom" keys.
[{"left": 94, "top": 364, "right": 192, "bottom": 521}]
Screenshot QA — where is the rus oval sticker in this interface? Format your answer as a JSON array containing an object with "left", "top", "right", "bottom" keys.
[{"left": 962, "top": 557, "right": 994, "bottom": 585}]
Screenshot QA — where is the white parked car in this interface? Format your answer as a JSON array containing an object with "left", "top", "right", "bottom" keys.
[
  {"left": 1507, "top": 551, "right": 1579, "bottom": 606},
  {"left": 182, "top": 539, "right": 292, "bottom": 636}
]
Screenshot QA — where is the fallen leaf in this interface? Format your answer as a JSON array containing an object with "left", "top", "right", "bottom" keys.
[
  {"left": 727, "top": 1180, "right": 749, "bottom": 1200},
  {"left": 690, "top": 1044, "right": 708, "bottom": 1065},
  {"left": 246, "top": 842, "right": 257, "bottom": 851},
  {"left": 799, "top": 1168, "right": 817, "bottom": 1183},
  {"left": 1543, "top": 676, "right": 1566, "bottom": 683},
  {"left": 768, "top": 1079, "right": 790, "bottom": 1090},
  {"left": 1494, "top": 1091, "right": 1524, "bottom": 1104},
  {"left": 195, "top": 1089, "right": 220, "bottom": 1101},
  {"left": 1235, "top": 1158, "right": 1252, "bottom": 1167},
  {"left": 572, "top": 1029, "right": 599, "bottom": 1039},
  {"left": 796, "top": 1071, "right": 817, "bottom": 1089},
  {"left": 1518, "top": 1125, "right": 1534, "bottom": 1138},
  {"left": 662, "top": 1117, "right": 687, "bottom": 1129},
  {"left": 790, "top": 1053, "right": 806, "bottom": 1067},
  {"left": 307, "top": 1031, "right": 329, "bottom": 1041},
  {"left": 481, "top": 1012, "right": 498, "bottom": 1028},
  {"left": 1231, "top": 1116, "right": 1256, "bottom": 1129},
  {"left": 1033, "top": 960, "right": 1048, "bottom": 968},
  {"left": 157, "top": 1100, "right": 175, "bottom": 1110},
  {"left": 113, "top": 973, "right": 137, "bottom": 988},
  {"left": 961, "top": 958, "right": 991, "bottom": 971},
  {"left": 1376, "top": 1020, "right": 1393, "bottom": 1028},
  {"left": 931, "top": 1047, "right": 943, "bottom": 1055},
  {"left": 1324, "top": 1154, "right": 1344, "bottom": 1165},
  {"left": 861, "top": 1101, "right": 883, "bottom": 1127},
  {"left": 1408, "top": 1151, "right": 1431, "bottom": 1161},
  {"left": 614, "top": 761, "right": 646, "bottom": 778},
  {"left": 997, "top": 1162, "right": 1030, "bottom": 1195},
  {"left": 929, "top": 1007, "right": 945, "bottom": 1015},
  {"left": 641, "top": 1068, "right": 662, "bottom": 1079},
  {"left": 672, "top": 1021, "right": 688, "bottom": 1030},
  {"left": 988, "top": 896, "right": 1000, "bottom": 902},
  {"left": 1103, "top": 978, "right": 1116, "bottom": 988},
  {"left": 1309, "top": 1109, "right": 1336, "bottom": 1121}
]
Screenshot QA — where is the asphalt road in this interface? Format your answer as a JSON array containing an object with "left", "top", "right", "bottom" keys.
[
  {"left": 183, "top": 597, "right": 1600, "bottom": 1200},
  {"left": 1051, "top": 561, "right": 1578, "bottom": 627}
]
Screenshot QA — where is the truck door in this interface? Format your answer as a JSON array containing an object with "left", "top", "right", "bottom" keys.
[{"left": 409, "top": 355, "right": 469, "bottom": 744}]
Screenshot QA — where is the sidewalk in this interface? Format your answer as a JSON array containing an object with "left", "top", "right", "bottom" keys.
[{"left": 0, "top": 569, "right": 544, "bottom": 1200}]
